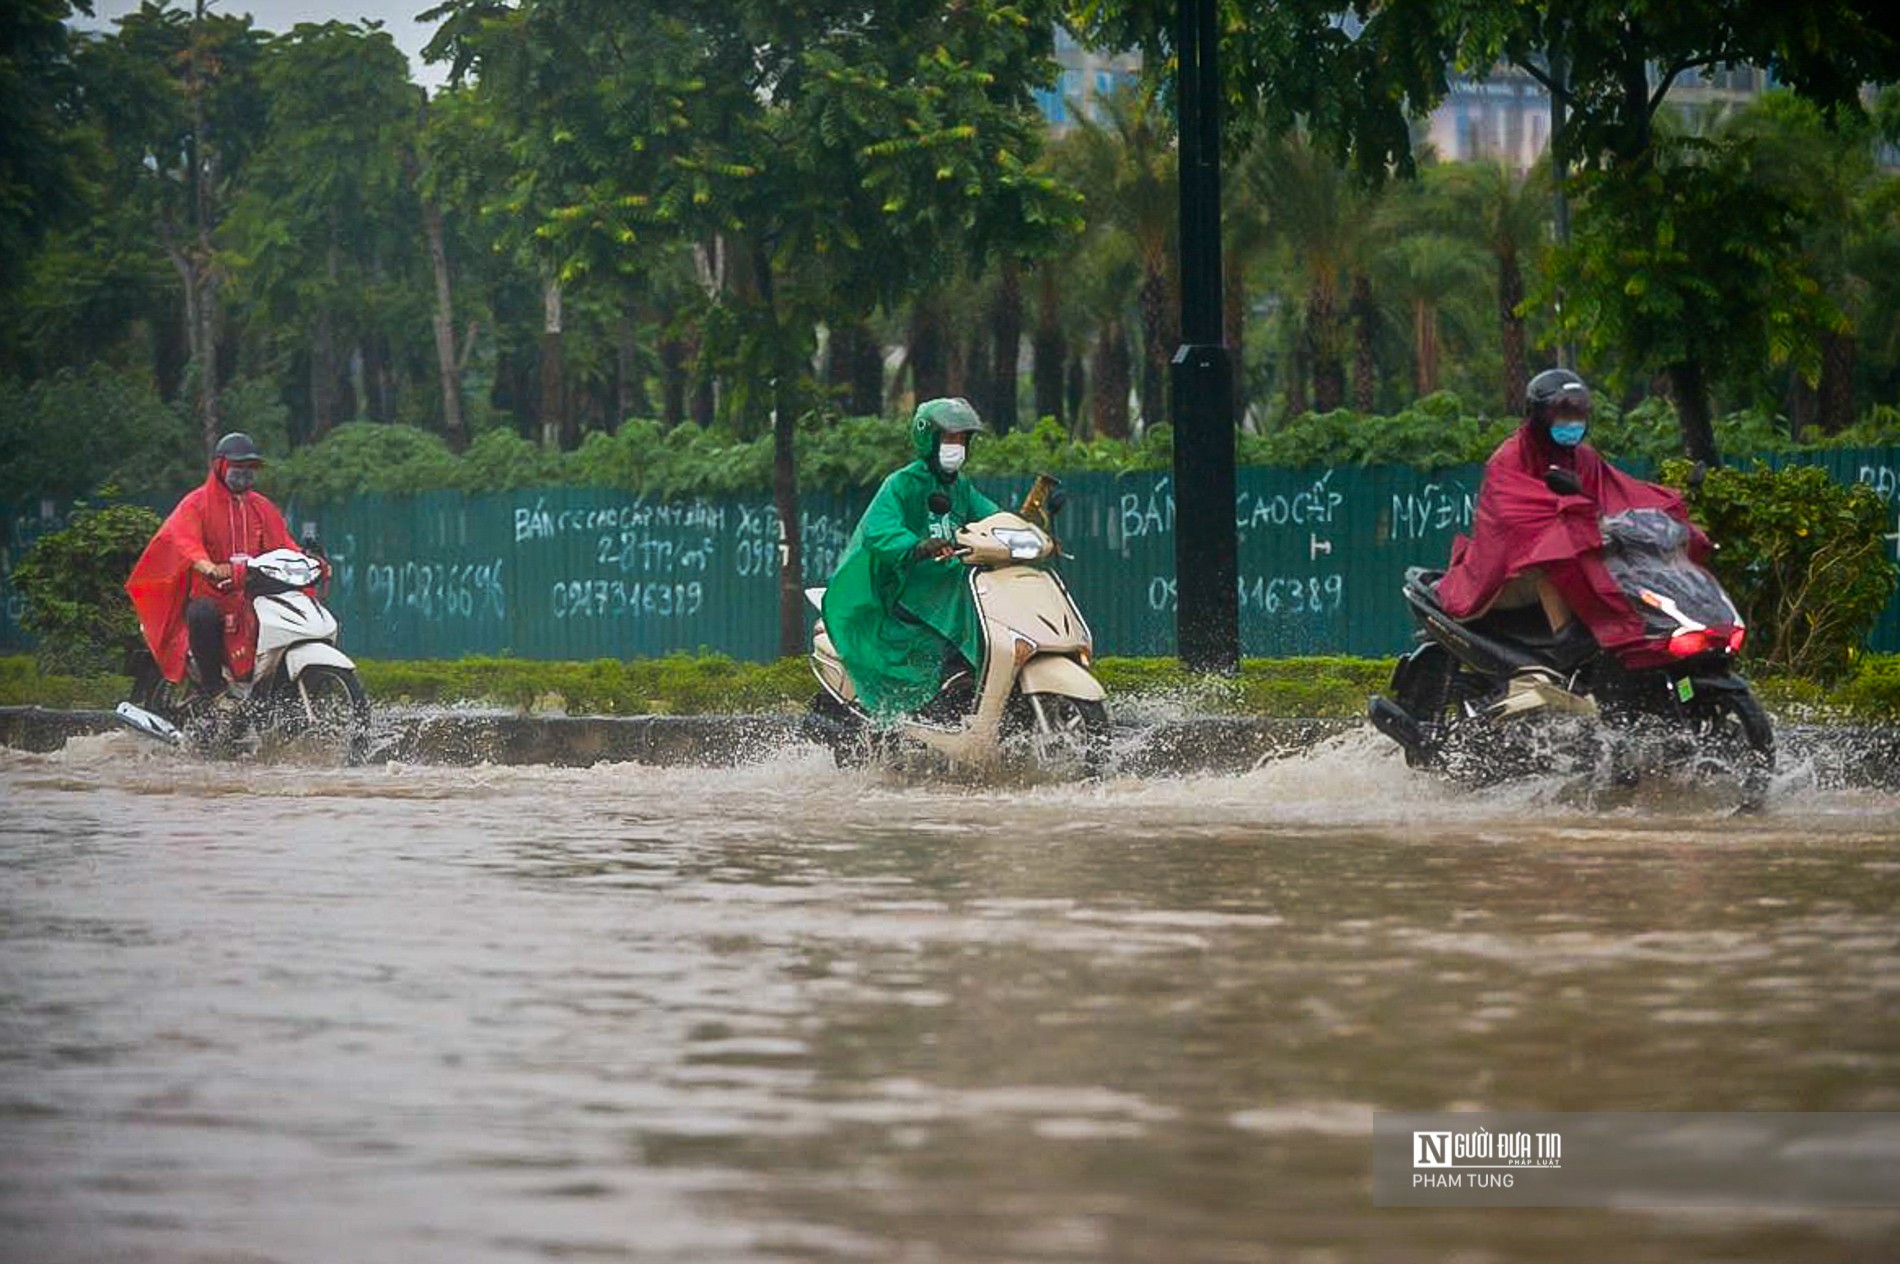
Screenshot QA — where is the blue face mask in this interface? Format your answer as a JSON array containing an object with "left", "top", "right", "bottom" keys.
[{"left": 1549, "top": 422, "right": 1587, "bottom": 448}]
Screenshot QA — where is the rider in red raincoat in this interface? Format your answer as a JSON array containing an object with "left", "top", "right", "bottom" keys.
[
  {"left": 125, "top": 433, "right": 301, "bottom": 697},
  {"left": 1434, "top": 369, "right": 1709, "bottom": 659}
]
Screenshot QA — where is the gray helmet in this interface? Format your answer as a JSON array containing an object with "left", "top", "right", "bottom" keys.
[
  {"left": 1525, "top": 369, "right": 1591, "bottom": 424},
  {"left": 213, "top": 432, "right": 264, "bottom": 464}
]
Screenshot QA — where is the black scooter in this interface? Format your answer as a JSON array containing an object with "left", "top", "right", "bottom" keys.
[{"left": 1368, "top": 474, "right": 1774, "bottom": 799}]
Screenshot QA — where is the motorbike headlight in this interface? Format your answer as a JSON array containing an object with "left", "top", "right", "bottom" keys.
[
  {"left": 991, "top": 527, "right": 1046, "bottom": 560},
  {"left": 258, "top": 556, "right": 319, "bottom": 587}
]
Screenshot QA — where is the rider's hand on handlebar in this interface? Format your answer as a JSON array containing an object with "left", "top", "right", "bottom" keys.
[
  {"left": 195, "top": 559, "right": 234, "bottom": 591},
  {"left": 914, "top": 537, "right": 956, "bottom": 561}
]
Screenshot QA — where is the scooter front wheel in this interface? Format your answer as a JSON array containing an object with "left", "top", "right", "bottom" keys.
[
  {"left": 282, "top": 664, "right": 371, "bottom": 765},
  {"left": 1007, "top": 693, "right": 1111, "bottom": 778}
]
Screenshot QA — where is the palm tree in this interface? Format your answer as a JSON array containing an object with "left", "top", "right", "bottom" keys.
[
  {"left": 1248, "top": 132, "right": 1375, "bottom": 414},
  {"left": 1223, "top": 125, "right": 1278, "bottom": 410},
  {"left": 1430, "top": 161, "right": 1552, "bottom": 414},
  {"left": 1074, "top": 233, "right": 1142, "bottom": 438},
  {"left": 1373, "top": 232, "right": 1489, "bottom": 396},
  {"left": 1065, "top": 82, "right": 1177, "bottom": 431}
]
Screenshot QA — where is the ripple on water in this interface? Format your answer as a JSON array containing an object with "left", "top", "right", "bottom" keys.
[{"left": 5, "top": 718, "right": 1900, "bottom": 1263}]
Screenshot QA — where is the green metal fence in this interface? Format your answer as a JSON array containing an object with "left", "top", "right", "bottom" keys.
[{"left": 5, "top": 449, "right": 1898, "bottom": 661}]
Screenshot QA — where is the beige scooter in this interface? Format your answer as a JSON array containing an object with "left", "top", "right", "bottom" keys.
[{"left": 806, "top": 491, "right": 1109, "bottom": 774}]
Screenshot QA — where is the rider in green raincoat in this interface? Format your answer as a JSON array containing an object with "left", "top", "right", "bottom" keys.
[{"left": 821, "top": 398, "right": 1001, "bottom": 718}]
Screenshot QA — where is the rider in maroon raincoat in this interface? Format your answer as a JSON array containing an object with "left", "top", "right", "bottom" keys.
[{"left": 1434, "top": 370, "right": 1709, "bottom": 659}]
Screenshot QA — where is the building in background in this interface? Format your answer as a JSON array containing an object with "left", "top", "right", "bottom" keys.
[
  {"left": 1418, "top": 62, "right": 1777, "bottom": 169},
  {"left": 1035, "top": 27, "right": 1142, "bottom": 132},
  {"left": 1036, "top": 28, "right": 1776, "bottom": 161}
]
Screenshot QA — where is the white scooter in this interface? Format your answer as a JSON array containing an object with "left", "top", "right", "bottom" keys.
[
  {"left": 118, "top": 541, "right": 371, "bottom": 763},
  {"left": 806, "top": 484, "right": 1110, "bottom": 776}
]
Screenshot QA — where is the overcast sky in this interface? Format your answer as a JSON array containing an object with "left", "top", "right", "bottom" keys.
[{"left": 77, "top": 0, "right": 451, "bottom": 89}]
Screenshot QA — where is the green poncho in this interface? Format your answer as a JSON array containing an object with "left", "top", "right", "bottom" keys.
[{"left": 821, "top": 459, "right": 1000, "bottom": 718}]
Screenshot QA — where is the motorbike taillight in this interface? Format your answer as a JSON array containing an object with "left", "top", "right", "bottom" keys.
[
  {"left": 1667, "top": 629, "right": 1712, "bottom": 657},
  {"left": 1727, "top": 626, "right": 1746, "bottom": 654}
]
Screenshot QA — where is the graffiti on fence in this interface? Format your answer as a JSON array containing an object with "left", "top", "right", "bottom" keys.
[
  {"left": 1144, "top": 572, "right": 1347, "bottom": 615},
  {"left": 365, "top": 559, "right": 507, "bottom": 622},
  {"left": 1388, "top": 481, "right": 1476, "bottom": 542},
  {"left": 1860, "top": 464, "right": 1900, "bottom": 563}
]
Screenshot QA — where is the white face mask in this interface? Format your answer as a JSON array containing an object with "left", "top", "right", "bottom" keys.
[{"left": 936, "top": 442, "right": 967, "bottom": 474}]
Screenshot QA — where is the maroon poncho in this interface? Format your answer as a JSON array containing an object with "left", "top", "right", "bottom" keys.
[{"left": 1435, "top": 426, "right": 1708, "bottom": 656}]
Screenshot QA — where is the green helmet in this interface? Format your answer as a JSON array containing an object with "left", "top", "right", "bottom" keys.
[{"left": 909, "top": 396, "right": 985, "bottom": 464}]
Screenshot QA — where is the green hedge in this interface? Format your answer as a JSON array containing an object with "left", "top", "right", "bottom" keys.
[
  {"left": 7, "top": 653, "right": 1899, "bottom": 721},
  {"left": 356, "top": 653, "right": 816, "bottom": 716},
  {"left": 259, "top": 394, "right": 1900, "bottom": 504},
  {"left": 0, "top": 656, "right": 130, "bottom": 709}
]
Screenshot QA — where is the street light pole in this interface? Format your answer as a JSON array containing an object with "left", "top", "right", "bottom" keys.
[{"left": 1172, "top": 0, "right": 1239, "bottom": 673}]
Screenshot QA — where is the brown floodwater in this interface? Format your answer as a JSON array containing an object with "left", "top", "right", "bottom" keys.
[{"left": 2, "top": 729, "right": 1898, "bottom": 1262}]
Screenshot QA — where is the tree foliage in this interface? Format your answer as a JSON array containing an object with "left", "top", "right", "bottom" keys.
[
  {"left": 9, "top": 2, "right": 1900, "bottom": 511},
  {"left": 1537, "top": 131, "right": 1842, "bottom": 454},
  {"left": 227, "top": 21, "right": 428, "bottom": 437},
  {"left": 0, "top": 1, "right": 95, "bottom": 296},
  {"left": 1663, "top": 459, "right": 1899, "bottom": 680},
  {"left": 0, "top": 366, "right": 200, "bottom": 501},
  {"left": 1069, "top": 0, "right": 1900, "bottom": 459},
  {"left": 11, "top": 501, "right": 165, "bottom": 674}
]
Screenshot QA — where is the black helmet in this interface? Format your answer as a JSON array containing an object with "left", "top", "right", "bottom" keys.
[
  {"left": 213, "top": 432, "right": 264, "bottom": 464},
  {"left": 1524, "top": 369, "right": 1591, "bottom": 423}
]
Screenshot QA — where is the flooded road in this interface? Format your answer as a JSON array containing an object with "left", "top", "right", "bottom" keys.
[{"left": 3, "top": 731, "right": 1899, "bottom": 1263}]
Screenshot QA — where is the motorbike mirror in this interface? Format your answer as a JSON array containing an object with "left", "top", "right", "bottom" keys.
[
  {"left": 927, "top": 492, "right": 951, "bottom": 515},
  {"left": 1544, "top": 466, "right": 1583, "bottom": 497},
  {"left": 1687, "top": 460, "right": 1709, "bottom": 491},
  {"left": 1045, "top": 488, "right": 1068, "bottom": 518},
  {"left": 299, "top": 520, "right": 327, "bottom": 557}
]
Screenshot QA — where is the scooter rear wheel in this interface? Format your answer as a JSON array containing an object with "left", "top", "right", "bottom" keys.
[
  {"left": 128, "top": 650, "right": 188, "bottom": 723},
  {"left": 805, "top": 691, "right": 876, "bottom": 768},
  {"left": 1691, "top": 688, "right": 1776, "bottom": 811}
]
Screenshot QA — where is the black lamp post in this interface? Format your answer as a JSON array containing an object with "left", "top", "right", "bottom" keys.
[{"left": 1171, "top": 0, "right": 1239, "bottom": 672}]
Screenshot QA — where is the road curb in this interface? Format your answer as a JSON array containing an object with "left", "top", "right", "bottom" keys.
[{"left": 4, "top": 706, "right": 1897, "bottom": 787}]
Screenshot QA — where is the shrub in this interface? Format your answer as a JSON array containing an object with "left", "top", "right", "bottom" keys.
[
  {"left": 265, "top": 421, "right": 460, "bottom": 503},
  {"left": 0, "top": 656, "right": 129, "bottom": 708},
  {"left": 1664, "top": 460, "right": 1899, "bottom": 680},
  {"left": 1239, "top": 393, "right": 1514, "bottom": 469},
  {"left": 11, "top": 501, "right": 165, "bottom": 675},
  {"left": 1830, "top": 654, "right": 1900, "bottom": 719},
  {"left": 453, "top": 428, "right": 567, "bottom": 493},
  {"left": 969, "top": 415, "right": 1175, "bottom": 475}
]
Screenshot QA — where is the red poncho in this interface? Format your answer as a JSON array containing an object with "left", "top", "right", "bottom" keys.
[
  {"left": 1435, "top": 426, "right": 1707, "bottom": 655},
  {"left": 125, "top": 460, "right": 298, "bottom": 683}
]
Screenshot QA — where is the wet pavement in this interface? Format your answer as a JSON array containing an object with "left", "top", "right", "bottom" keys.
[{"left": 3, "top": 730, "right": 1898, "bottom": 1262}]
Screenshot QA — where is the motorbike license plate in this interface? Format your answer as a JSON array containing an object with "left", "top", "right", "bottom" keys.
[{"left": 1676, "top": 677, "right": 1695, "bottom": 703}]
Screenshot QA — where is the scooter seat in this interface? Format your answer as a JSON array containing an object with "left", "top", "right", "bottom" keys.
[{"left": 1404, "top": 567, "right": 1597, "bottom": 673}]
